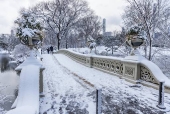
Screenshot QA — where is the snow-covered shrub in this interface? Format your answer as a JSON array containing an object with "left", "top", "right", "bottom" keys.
[
  {"left": 95, "top": 50, "right": 99, "bottom": 55},
  {"left": 100, "top": 51, "right": 107, "bottom": 56},
  {"left": 87, "top": 35, "right": 96, "bottom": 53},
  {"left": 127, "top": 25, "right": 142, "bottom": 36},
  {"left": 84, "top": 50, "right": 89, "bottom": 54},
  {"left": 152, "top": 53, "right": 170, "bottom": 78},
  {"left": 12, "top": 44, "right": 30, "bottom": 63},
  {"left": 15, "top": 11, "right": 43, "bottom": 47},
  {"left": 126, "top": 24, "right": 147, "bottom": 40}
]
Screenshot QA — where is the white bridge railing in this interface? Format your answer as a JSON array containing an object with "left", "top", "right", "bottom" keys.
[
  {"left": 57, "top": 49, "right": 170, "bottom": 93},
  {"left": 6, "top": 56, "right": 44, "bottom": 114}
]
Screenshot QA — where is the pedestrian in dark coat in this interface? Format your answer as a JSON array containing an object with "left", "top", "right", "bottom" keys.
[
  {"left": 47, "top": 48, "right": 50, "bottom": 54},
  {"left": 50, "top": 46, "right": 53, "bottom": 54}
]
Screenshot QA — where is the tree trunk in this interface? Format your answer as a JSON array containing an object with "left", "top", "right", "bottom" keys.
[
  {"left": 112, "top": 46, "right": 113, "bottom": 55},
  {"left": 57, "top": 34, "right": 60, "bottom": 50},
  {"left": 148, "top": 38, "right": 152, "bottom": 60},
  {"left": 66, "top": 39, "right": 68, "bottom": 49},
  {"left": 57, "top": 39, "right": 60, "bottom": 50},
  {"left": 144, "top": 44, "right": 147, "bottom": 58},
  {"left": 146, "top": 29, "right": 152, "bottom": 61}
]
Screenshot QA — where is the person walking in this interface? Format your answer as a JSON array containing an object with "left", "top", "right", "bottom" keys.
[
  {"left": 47, "top": 47, "right": 50, "bottom": 54},
  {"left": 50, "top": 45, "right": 53, "bottom": 54}
]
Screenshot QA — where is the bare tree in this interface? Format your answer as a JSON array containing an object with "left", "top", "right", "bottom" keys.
[
  {"left": 123, "top": 0, "right": 170, "bottom": 60},
  {"left": 7, "top": 34, "right": 20, "bottom": 53},
  {"left": 76, "top": 13, "right": 102, "bottom": 43},
  {"left": 27, "top": 0, "right": 102, "bottom": 50},
  {"left": 102, "top": 31, "right": 122, "bottom": 55},
  {"left": 39, "top": 0, "right": 90, "bottom": 50}
]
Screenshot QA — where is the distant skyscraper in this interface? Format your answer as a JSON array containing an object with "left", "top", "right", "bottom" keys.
[
  {"left": 11, "top": 30, "right": 14, "bottom": 36},
  {"left": 103, "top": 18, "right": 106, "bottom": 35}
]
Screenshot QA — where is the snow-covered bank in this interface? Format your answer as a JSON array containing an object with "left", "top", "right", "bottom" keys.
[
  {"left": 40, "top": 54, "right": 95, "bottom": 114},
  {"left": 54, "top": 54, "right": 170, "bottom": 113}
]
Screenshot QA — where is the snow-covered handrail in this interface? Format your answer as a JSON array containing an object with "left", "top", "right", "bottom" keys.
[
  {"left": 140, "top": 59, "right": 170, "bottom": 90},
  {"left": 6, "top": 65, "right": 39, "bottom": 114},
  {"left": 57, "top": 49, "right": 170, "bottom": 93},
  {"left": 6, "top": 55, "right": 45, "bottom": 114},
  {"left": 58, "top": 49, "right": 87, "bottom": 65}
]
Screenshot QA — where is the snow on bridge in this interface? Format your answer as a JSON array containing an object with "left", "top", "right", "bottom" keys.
[
  {"left": 40, "top": 54, "right": 170, "bottom": 114},
  {"left": 5, "top": 52, "right": 45, "bottom": 114},
  {"left": 6, "top": 65, "right": 40, "bottom": 114},
  {"left": 40, "top": 54, "right": 95, "bottom": 114},
  {"left": 5, "top": 52, "right": 170, "bottom": 114}
]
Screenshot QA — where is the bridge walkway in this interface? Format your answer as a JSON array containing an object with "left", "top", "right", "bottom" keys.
[
  {"left": 40, "top": 54, "right": 170, "bottom": 114},
  {"left": 40, "top": 54, "right": 95, "bottom": 114}
]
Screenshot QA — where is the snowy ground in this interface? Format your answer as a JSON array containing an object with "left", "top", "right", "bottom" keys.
[
  {"left": 40, "top": 53, "right": 170, "bottom": 114},
  {"left": 40, "top": 54, "right": 95, "bottom": 114}
]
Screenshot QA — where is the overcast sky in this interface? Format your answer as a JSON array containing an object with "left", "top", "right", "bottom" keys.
[{"left": 0, "top": 0, "right": 128, "bottom": 34}]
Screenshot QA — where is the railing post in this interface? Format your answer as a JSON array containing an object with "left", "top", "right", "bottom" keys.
[
  {"left": 122, "top": 60, "right": 140, "bottom": 82},
  {"left": 157, "top": 81, "right": 166, "bottom": 109},
  {"left": 40, "top": 68, "right": 45, "bottom": 97},
  {"left": 96, "top": 88, "right": 102, "bottom": 114},
  {"left": 86, "top": 56, "right": 92, "bottom": 68}
]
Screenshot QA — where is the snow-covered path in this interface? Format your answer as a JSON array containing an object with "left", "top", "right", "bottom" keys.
[
  {"left": 54, "top": 54, "right": 170, "bottom": 114},
  {"left": 40, "top": 54, "right": 95, "bottom": 114},
  {"left": 40, "top": 53, "right": 170, "bottom": 114}
]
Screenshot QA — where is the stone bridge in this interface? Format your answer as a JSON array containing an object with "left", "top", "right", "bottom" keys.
[
  {"left": 57, "top": 49, "right": 170, "bottom": 93},
  {"left": 5, "top": 49, "right": 170, "bottom": 114}
]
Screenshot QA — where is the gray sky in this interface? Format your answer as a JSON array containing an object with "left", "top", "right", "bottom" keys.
[
  {"left": 0, "top": 0, "right": 128, "bottom": 34},
  {"left": 86, "top": 0, "right": 128, "bottom": 32}
]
